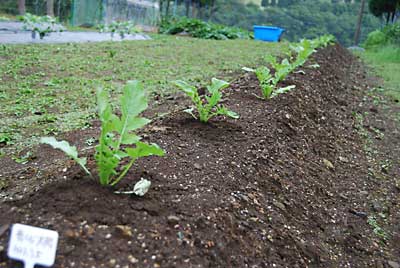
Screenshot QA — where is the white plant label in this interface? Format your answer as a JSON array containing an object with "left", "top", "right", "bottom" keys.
[{"left": 7, "top": 223, "right": 59, "bottom": 268}]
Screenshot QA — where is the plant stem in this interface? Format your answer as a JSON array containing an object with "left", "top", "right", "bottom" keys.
[
  {"left": 80, "top": 164, "right": 92, "bottom": 177},
  {"left": 111, "top": 157, "right": 136, "bottom": 186}
]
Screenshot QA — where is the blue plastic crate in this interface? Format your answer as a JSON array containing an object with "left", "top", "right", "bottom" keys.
[{"left": 253, "top": 26, "right": 285, "bottom": 42}]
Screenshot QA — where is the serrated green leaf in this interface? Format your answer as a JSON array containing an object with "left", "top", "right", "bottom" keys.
[
  {"left": 174, "top": 80, "right": 198, "bottom": 99},
  {"left": 97, "top": 87, "right": 112, "bottom": 121},
  {"left": 207, "top": 78, "right": 229, "bottom": 95},
  {"left": 121, "top": 80, "right": 148, "bottom": 117},
  {"left": 41, "top": 137, "right": 91, "bottom": 176},
  {"left": 125, "top": 117, "right": 151, "bottom": 131},
  {"left": 125, "top": 142, "right": 165, "bottom": 159},
  {"left": 121, "top": 133, "right": 141, "bottom": 145}
]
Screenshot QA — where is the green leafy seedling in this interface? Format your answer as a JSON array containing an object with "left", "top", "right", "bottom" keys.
[
  {"left": 290, "top": 39, "right": 317, "bottom": 68},
  {"left": 249, "top": 66, "right": 296, "bottom": 99},
  {"left": 314, "top": 34, "right": 336, "bottom": 48},
  {"left": 174, "top": 78, "right": 239, "bottom": 123},
  {"left": 41, "top": 80, "right": 164, "bottom": 189},
  {"left": 255, "top": 66, "right": 274, "bottom": 99},
  {"left": 41, "top": 137, "right": 91, "bottom": 175},
  {"left": 95, "top": 80, "right": 164, "bottom": 186}
]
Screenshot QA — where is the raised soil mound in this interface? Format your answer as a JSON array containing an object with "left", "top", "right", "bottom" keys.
[{"left": 0, "top": 44, "right": 399, "bottom": 267}]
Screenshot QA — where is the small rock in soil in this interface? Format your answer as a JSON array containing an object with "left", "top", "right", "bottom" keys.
[
  {"left": 273, "top": 201, "right": 286, "bottom": 211},
  {"left": 194, "top": 163, "right": 202, "bottom": 170},
  {"left": 372, "top": 201, "right": 384, "bottom": 212},
  {"left": 388, "top": 261, "right": 400, "bottom": 268},
  {"left": 323, "top": 159, "right": 334, "bottom": 170},
  {"left": 167, "top": 215, "right": 180, "bottom": 225},
  {"left": 0, "top": 224, "right": 9, "bottom": 237},
  {"left": 128, "top": 255, "right": 139, "bottom": 264},
  {"left": 65, "top": 229, "right": 79, "bottom": 238},
  {"left": 115, "top": 225, "right": 132, "bottom": 238}
]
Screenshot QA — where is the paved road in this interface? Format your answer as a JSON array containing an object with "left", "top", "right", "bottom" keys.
[
  {"left": 0, "top": 21, "right": 25, "bottom": 32},
  {"left": 0, "top": 21, "right": 151, "bottom": 44}
]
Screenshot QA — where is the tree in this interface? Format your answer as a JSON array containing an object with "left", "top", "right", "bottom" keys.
[
  {"left": 354, "top": 0, "right": 366, "bottom": 45},
  {"left": 47, "top": 0, "right": 54, "bottom": 16},
  {"left": 18, "top": 0, "right": 26, "bottom": 15},
  {"left": 368, "top": 0, "right": 400, "bottom": 23}
]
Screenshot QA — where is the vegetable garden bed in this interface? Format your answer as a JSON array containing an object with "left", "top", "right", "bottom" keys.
[{"left": 0, "top": 44, "right": 399, "bottom": 267}]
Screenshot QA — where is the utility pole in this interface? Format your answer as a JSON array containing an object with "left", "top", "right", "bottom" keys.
[{"left": 354, "top": 0, "right": 366, "bottom": 46}]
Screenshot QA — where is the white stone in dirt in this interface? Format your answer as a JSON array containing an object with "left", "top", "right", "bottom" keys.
[
  {"left": 128, "top": 255, "right": 139, "bottom": 264},
  {"left": 133, "top": 178, "right": 151, "bottom": 196}
]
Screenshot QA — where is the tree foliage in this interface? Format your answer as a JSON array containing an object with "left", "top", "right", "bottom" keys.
[
  {"left": 206, "top": 0, "right": 381, "bottom": 46},
  {"left": 368, "top": 0, "right": 400, "bottom": 23}
]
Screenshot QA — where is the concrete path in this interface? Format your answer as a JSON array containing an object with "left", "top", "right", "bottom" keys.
[{"left": 0, "top": 22, "right": 151, "bottom": 44}]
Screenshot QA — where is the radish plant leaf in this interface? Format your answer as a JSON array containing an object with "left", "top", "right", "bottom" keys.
[{"left": 40, "top": 137, "right": 91, "bottom": 176}]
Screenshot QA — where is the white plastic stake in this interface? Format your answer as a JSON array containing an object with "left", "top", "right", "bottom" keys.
[
  {"left": 24, "top": 261, "right": 35, "bottom": 268},
  {"left": 7, "top": 223, "right": 59, "bottom": 268}
]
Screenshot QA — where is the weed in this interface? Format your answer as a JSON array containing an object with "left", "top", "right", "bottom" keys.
[
  {"left": 12, "top": 151, "right": 34, "bottom": 164},
  {"left": 159, "top": 16, "right": 252, "bottom": 40},
  {"left": 0, "top": 133, "right": 13, "bottom": 145},
  {"left": 367, "top": 216, "right": 388, "bottom": 241}
]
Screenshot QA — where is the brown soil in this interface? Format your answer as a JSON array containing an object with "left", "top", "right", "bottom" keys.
[{"left": 0, "top": 44, "right": 399, "bottom": 268}]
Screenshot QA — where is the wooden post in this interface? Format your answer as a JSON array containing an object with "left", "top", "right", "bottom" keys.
[
  {"left": 18, "top": 0, "right": 26, "bottom": 15},
  {"left": 354, "top": 0, "right": 366, "bottom": 45},
  {"left": 47, "top": 0, "right": 55, "bottom": 16}
]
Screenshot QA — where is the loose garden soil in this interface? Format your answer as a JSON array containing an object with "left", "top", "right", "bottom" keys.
[{"left": 0, "top": 44, "right": 399, "bottom": 268}]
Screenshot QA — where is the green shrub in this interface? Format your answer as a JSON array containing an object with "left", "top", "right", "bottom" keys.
[
  {"left": 97, "top": 21, "right": 140, "bottom": 39},
  {"left": 364, "top": 23, "right": 400, "bottom": 48},
  {"left": 364, "top": 30, "right": 388, "bottom": 48},
  {"left": 383, "top": 23, "right": 400, "bottom": 44},
  {"left": 159, "top": 17, "right": 252, "bottom": 40}
]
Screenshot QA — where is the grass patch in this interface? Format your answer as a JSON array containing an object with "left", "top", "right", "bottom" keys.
[
  {"left": 361, "top": 45, "right": 400, "bottom": 103},
  {"left": 0, "top": 13, "right": 16, "bottom": 21},
  {"left": 0, "top": 35, "right": 284, "bottom": 152}
]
